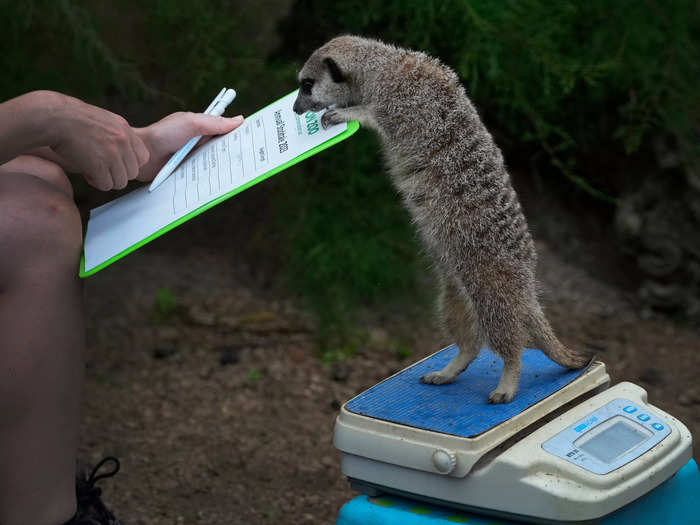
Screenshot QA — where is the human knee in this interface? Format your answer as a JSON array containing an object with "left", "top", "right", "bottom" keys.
[
  {"left": 0, "top": 155, "right": 73, "bottom": 197},
  {"left": 34, "top": 157, "right": 74, "bottom": 198},
  {"left": 0, "top": 174, "right": 82, "bottom": 277}
]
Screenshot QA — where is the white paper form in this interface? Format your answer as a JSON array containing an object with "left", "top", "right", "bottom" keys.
[{"left": 83, "top": 91, "right": 348, "bottom": 272}]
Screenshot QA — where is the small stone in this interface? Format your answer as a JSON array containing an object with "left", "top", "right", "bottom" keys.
[{"left": 152, "top": 343, "right": 177, "bottom": 360}]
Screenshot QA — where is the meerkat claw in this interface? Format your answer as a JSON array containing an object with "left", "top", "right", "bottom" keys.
[
  {"left": 321, "top": 109, "right": 341, "bottom": 129},
  {"left": 420, "top": 372, "right": 455, "bottom": 385},
  {"left": 487, "top": 390, "right": 515, "bottom": 404}
]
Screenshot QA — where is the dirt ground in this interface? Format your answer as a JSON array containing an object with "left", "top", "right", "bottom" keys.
[{"left": 80, "top": 198, "right": 700, "bottom": 524}]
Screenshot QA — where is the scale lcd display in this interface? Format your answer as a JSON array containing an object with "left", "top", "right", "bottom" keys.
[{"left": 576, "top": 420, "right": 651, "bottom": 463}]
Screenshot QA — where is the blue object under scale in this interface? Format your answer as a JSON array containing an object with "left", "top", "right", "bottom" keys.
[
  {"left": 336, "top": 459, "right": 700, "bottom": 525},
  {"left": 346, "top": 345, "right": 587, "bottom": 437}
]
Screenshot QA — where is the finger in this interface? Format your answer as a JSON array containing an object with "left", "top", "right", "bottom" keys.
[
  {"left": 131, "top": 132, "right": 150, "bottom": 167},
  {"left": 123, "top": 145, "right": 139, "bottom": 181},
  {"left": 189, "top": 114, "right": 244, "bottom": 137},
  {"left": 123, "top": 136, "right": 141, "bottom": 181},
  {"left": 109, "top": 157, "right": 128, "bottom": 190},
  {"left": 87, "top": 169, "right": 113, "bottom": 191}
]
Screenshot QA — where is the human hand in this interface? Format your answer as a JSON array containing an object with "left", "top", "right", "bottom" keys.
[
  {"left": 133, "top": 112, "right": 244, "bottom": 182},
  {"left": 46, "top": 93, "right": 151, "bottom": 191}
]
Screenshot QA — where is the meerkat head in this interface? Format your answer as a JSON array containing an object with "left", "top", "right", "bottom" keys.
[{"left": 292, "top": 36, "right": 361, "bottom": 115}]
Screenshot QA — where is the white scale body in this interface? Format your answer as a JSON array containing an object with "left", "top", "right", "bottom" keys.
[{"left": 334, "top": 358, "right": 693, "bottom": 524}]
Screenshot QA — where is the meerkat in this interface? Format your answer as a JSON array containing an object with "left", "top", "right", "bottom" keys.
[{"left": 292, "top": 36, "right": 590, "bottom": 403}]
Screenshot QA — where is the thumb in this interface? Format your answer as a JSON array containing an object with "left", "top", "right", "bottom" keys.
[{"left": 190, "top": 114, "right": 244, "bottom": 136}]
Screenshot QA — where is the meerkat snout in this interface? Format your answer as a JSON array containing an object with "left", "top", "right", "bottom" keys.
[{"left": 293, "top": 50, "right": 351, "bottom": 116}]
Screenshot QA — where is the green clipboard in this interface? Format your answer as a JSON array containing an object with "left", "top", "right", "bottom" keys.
[{"left": 79, "top": 92, "right": 359, "bottom": 278}]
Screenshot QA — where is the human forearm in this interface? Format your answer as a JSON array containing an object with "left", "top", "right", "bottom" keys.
[{"left": 0, "top": 90, "right": 65, "bottom": 165}]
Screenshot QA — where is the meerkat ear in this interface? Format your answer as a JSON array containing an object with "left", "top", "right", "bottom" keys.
[{"left": 323, "top": 57, "right": 346, "bottom": 83}]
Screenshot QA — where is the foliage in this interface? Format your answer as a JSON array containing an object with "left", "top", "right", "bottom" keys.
[
  {"left": 272, "top": 133, "right": 429, "bottom": 356},
  {"left": 0, "top": 0, "right": 293, "bottom": 115},
  {"left": 0, "top": 0, "right": 149, "bottom": 101},
  {"left": 245, "top": 367, "right": 263, "bottom": 386},
  {"left": 152, "top": 287, "right": 178, "bottom": 323}
]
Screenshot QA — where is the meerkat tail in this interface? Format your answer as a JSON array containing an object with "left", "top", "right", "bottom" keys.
[{"left": 527, "top": 307, "right": 590, "bottom": 369}]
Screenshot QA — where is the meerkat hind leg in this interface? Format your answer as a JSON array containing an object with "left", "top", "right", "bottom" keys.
[
  {"left": 487, "top": 353, "right": 522, "bottom": 404},
  {"left": 484, "top": 309, "right": 526, "bottom": 404},
  {"left": 421, "top": 279, "right": 481, "bottom": 385}
]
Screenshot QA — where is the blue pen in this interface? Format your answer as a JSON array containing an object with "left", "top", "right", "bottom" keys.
[{"left": 148, "top": 88, "right": 237, "bottom": 192}]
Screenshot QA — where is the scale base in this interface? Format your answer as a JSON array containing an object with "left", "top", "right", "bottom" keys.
[
  {"left": 339, "top": 459, "right": 700, "bottom": 525},
  {"left": 348, "top": 478, "right": 597, "bottom": 525}
]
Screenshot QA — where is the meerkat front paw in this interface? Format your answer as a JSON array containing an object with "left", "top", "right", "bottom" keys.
[
  {"left": 420, "top": 371, "right": 456, "bottom": 385},
  {"left": 321, "top": 109, "right": 345, "bottom": 129},
  {"left": 487, "top": 388, "right": 515, "bottom": 404}
]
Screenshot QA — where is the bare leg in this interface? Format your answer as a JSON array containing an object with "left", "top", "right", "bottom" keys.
[
  {"left": 421, "top": 276, "right": 482, "bottom": 385},
  {"left": 0, "top": 155, "right": 74, "bottom": 198},
  {"left": 0, "top": 172, "right": 84, "bottom": 525}
]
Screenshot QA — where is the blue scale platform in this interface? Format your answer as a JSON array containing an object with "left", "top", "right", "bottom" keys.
[{"left": 346, "top": 345, "right": 589, "bottom": 437}]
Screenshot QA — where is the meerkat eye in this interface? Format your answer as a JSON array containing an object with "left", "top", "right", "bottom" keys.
[{"left": 300, "top": 78, "right": 314, "bottom": 95}]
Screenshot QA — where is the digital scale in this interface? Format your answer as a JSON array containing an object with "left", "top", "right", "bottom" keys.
[{"left": 333, "top": 345, "right": 697, "bottom": 524}]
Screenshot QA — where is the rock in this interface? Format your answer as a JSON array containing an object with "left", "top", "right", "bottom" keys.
[
  {"left": 638, "top": 236, "right": 682, "bottom": 277},
  {"left": 638, "top": 281, "right": 685, "bottom": 310}
]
